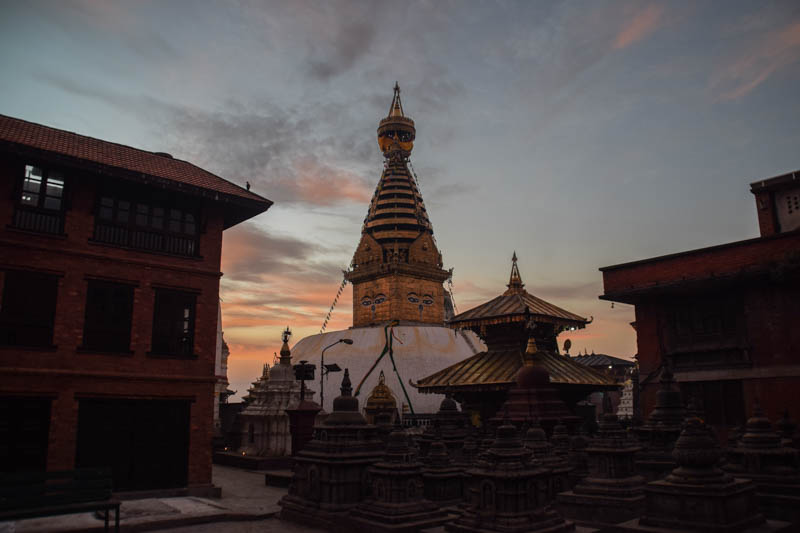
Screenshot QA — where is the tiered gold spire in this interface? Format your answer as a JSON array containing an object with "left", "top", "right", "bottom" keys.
[{"left": 346, "top": 85, "right": 451, "bottom": 327}]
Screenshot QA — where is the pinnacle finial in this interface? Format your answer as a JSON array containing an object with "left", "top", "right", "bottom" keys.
[
  {"left": 389, "top": 82, "right": 404, "bottom": 117},
  {"left": 506, "top": 251, "right": 524, "bottom": 292},
  {"left": 340, "top": 368, "right": 353, "bottom": 397}
]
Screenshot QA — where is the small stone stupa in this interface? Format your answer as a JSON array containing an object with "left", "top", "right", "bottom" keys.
[
  {"left": 279, "top": 369, "right": 384, "bottom": 529},
  {"left": 633, "top": 364, "right": 686, "bottom": 481},
  {"left": 418, "top": 395, "right": 469, "bottom": 461},
  {"left": 237, "top": 327, "right": 312, "bottom": 456},
  {"left": 556, "top": 397, "right": 645, "bottom": 526},
  {"left": 363, "top": 370, "right": 399, "bottom": 425},
  {"left": 723, "top": 402, "right": 800, "bottom": 523},
  {"left": 450, "top": 420, "right": 574, "bottom": 533},
  {"left": 523, "top": 419, "right": 573, "bottom": 497},
  {"left": 614, "top": 413, "right": 792, "bottom": 532},
  {"left": 422, "top": 432, "right": 464, "bottom": 510},
  {"left": 348, "top": 425, "right": 449, "bottom": 532}
]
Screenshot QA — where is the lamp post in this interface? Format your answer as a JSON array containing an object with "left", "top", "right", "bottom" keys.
[{"left": 320, "top": 338, "right": 353, "bottom": 410}]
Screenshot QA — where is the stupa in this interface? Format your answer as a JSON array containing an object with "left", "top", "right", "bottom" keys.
[
  {"left": 363, "top": 370, "right": 399, "bottom": 424},
  {"left": 418, "top": 395, "right": 470, "bottom": 461},
  {"left": 288, "top": 84, "right": 482, "bottom": 414},
  {"left": 556, "top": 398, "right": 645, "bottom": 526},
  {"left": 236, "top": 328, "right": 312, "bottom": 456},
  {"left": 449, "top": 420, "right": 574, "bottom": 532},
  {"left": 348, "top": 425, "right": 450, "bottom": 532},
  {"left": 422, "top": 432, "right": 465, "bottom": 510},
  {"left": 723, "top": 402, "right": 800, "bottom": 523},
  {"left": 279, "top": 369, "right": 384, "bottom": 529},
  {"left": 614, "top": 413, "right": 792, "bottom": 532},
  {"left": 633, "top": 364, "right": 686, "bottom": 481}
]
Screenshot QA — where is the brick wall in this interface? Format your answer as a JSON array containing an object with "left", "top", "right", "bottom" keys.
[{"left": 0, "top": 154, "right": 226, "bottom": 489}]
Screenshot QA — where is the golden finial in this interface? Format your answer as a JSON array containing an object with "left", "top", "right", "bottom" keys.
[{"left": 507, "top": 251, "right": 525, "bottom": 292}]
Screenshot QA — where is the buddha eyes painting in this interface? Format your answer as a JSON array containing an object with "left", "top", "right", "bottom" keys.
[
  {"left": 361, "top": 297, "right": 372, "bottom": 307},
  {"left": 373, "top": 294, "right": 386, "bottom": 305},
  {"left": 422, "top": 295, "right": 434, "bottom": 306},
  {"left": 407, "top": 293, "right": 419, "bottom": 303}
]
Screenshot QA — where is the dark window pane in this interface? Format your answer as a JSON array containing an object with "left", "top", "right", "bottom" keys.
[
  {"left": 0, "top": 271, "right": 58, "bottom": 347},
  {"left": 136, "top": 204, "right": 148, "bottom": 226},
  {"left": 152, "top": 290, "right": 195, "bottom": 356},
  {"left": 82, "top": 281, "right": 133, "bottom": 351},
  {"left": 45, "top": 176, "right": 64, "bottom": 198},
  {"left": 43, "top": 197, "right": 61, "bottom": 210},
  {"left": 185, "top": 214, "right": 195, "bottom": 235}
]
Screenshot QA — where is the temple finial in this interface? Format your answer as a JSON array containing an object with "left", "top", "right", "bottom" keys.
[
  {"left": 506, "top": 251, "right": 524, "bottom": 292},
  {"left": 389, "top": 82, "right": 404, "bottom": 117}
]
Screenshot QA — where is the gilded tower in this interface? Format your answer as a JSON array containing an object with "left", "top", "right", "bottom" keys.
[{"left": 346, "top": 84, "right": 451, "bottom": 327}]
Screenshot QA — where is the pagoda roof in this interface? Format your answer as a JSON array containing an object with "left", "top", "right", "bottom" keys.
[
  {"left": 448, "top": 253, "right": 588, "bottom": 329},
  {"left": 572, "top": 353, "right": 635, "bottom": 368},
  {"left": 414, "top": 349, "right": 617, "bottom": 393}
]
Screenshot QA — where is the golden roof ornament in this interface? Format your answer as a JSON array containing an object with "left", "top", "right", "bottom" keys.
[
  {"left": 506, "top": 251, "right": 525, "bottom": 294},
  {"left": 279, "top": 326, "right": 292, "bottom": 365},
  {"left": 365, "top": 370, "right": 398, "bottom": 411},
  {"left": 377, "top": 82, "right": 415, "bottom": 158}
]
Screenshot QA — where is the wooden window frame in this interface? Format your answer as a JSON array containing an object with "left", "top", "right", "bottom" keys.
[
  {"left": 10, "top": 163, "right": 67, "bottom": 235},
  {"left": 79, "top": 280, "right": 135, "bottom": 354},
  {"left": 0, "top": 269, "right": 59, "bottom": 349},
  {"left": 148, "top": 288, "right": 197, "bottom": 359}
]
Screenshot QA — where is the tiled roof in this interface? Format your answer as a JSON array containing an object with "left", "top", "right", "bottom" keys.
[
  {"left": 0, "top": 114, "right": 269, "bottom": 205},
  {"left": 415, "top": 349, "right": 617, "bottom": 392},
  {"left": 573, "top": 353, "right": 635, "bottom": 368},
  {"left": 449, "top": 290, "right": 588, "bottom": 328}
]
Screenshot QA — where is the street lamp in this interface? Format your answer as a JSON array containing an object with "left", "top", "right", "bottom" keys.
[{"left": 320, "top": 338, "right": 353, "bottom": 410}]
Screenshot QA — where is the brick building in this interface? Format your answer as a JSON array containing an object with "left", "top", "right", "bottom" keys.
[
  {"left": 600, "top": 170, "right": 800, "bottom": 438},
  {"left": 0, "top": 114, "right": 270, "bottom": 493}
]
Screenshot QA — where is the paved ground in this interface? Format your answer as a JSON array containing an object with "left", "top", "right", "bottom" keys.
[{"left": 1, "top": 465, "right": 299, "bottom": 533}]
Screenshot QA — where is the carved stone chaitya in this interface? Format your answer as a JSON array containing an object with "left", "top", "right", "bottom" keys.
[
  {"left": 419, "top": 395, "right": 469, "bottom": 461},
  {"left": 523, "top": 420, "right": 572, "bottom": 498},
  {"left": 614, "top": 414, "right": 793, "bottom": 532},
  {"left": 279, "top": 369, "right": 384, "bottom": 530},
  {"left": 448, "top": 420, "right": 574, "bottom": 533},
  {"left": 723, "top": 403, "right": 800, "bottom": 523},
  {"left": 566, "top": 429, "right": 589, "bottom": 488},
  {"left": 776, "top": 409, "right": 800, "bottom": 449},
  {"left": 556, "top": 406, "right": 645, "bottom": 526},
  {"left": 633, "top": 365, "right": 686, "bottom": 481},
  {"left": 348, "top": 426, "right": 449, "bottom": 532},
  {"left": 237, "top": 328, "right": 312, "bottom": 456},
  {"left": 422, "top": 434, "right": 464, "bottom": 509}
]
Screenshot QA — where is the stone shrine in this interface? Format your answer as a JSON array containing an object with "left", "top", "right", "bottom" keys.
[
  {"left": 279, "top": 369, "right": 384, "bottom": 530},
  {"left": 523, "top": 419, "right": 572, "bottom": 497},
  {"left": 633, "top": 365, "right": 685, "bottom": 481},
  {"left": 422, "top": 432, "right": 464, "bottom": 510},
  {"left": 776, "top": 410, "right": 799, "bottom": 449},
  {"left": 418, "top": 395, "right": 469, "bottom": 461},
  {"left": 363, "top": 370, "right": 399, "bottom": 425},
  {"left": 723, "top": 402, "right": 800, "bottom": 523},
  {"left": 449, "top": 420, "right": 574, "bottom": 533},
  {"left": 237, "top": 328, "right": 312, "bottom": 456},
  {"left": 348, "top": 426, "right": 449, "bottom": 532},
  {"left": 556, "top": 401, "right": 645, "bottom": 526},
  {"left": 614, "top": 414, "right": 792, "bottom": 532}
]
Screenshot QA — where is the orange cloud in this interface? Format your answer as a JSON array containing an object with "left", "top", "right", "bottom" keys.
[
  {"left": 711, "top": 21, "right": 800, "bottom": 101},
  {"left": 613, "top": 5, "right": 664, "bottom": 50}
]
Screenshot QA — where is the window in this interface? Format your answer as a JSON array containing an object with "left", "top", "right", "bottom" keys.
[
  {"left": 12, "top": 164, "right": 66, "bottom": 234},
  {"left": 0, "top": 270, "right": 58, "bottom": 347},
  {"left": 93, "top": 187, "right": 199, "bottom": 257},
  {"left": 680, "top": 381, "right": 745, "bottom": 427},
  {"left": 151, "top": 289, "right": 196, "bottom": 357},
  {"left": 81, "top": 281, "right": 134, "bottom": 352}
]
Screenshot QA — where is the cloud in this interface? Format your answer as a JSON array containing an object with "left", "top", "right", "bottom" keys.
[
  {"left": 37, "top": 74, "right": 376, "bottom": 207},
  {"left": 613, "top": 5, "right": 664, "bottom": 50},
  {"left": 711, "top": 21, "right": 800, "bottom": 101},
  {"left": 307, "top": 19, "right": 376, "bottom": 80}
]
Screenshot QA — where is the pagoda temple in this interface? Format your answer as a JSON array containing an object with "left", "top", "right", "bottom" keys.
[
  {"left": 414, "top": 254, "right": 616, "bottom": 424},
  {"left": 289, "top": 85, "right": 481, "bottom": 413}
]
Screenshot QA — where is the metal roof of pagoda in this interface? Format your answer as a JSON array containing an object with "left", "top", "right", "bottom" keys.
[
  {"left": 414, "top": 349, "right": 617, "bottom": 392},
  {"left": 448, "top": 253, "right": 588, "bottom": 329}
]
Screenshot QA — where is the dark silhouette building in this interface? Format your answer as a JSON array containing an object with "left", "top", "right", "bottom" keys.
[
  {"left": 601, "top": 170, "right": 800, "bottom": 440},
  {"left": 0, "top": 114, "right": 270, "bottom": 494}
]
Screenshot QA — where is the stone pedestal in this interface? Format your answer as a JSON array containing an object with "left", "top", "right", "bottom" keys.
[
  {"left": 723, "top": 403, "right": 800, "bottom": 523},
  {"left": 349, "top": 426, "right": 449, "bottom": 532},
  {"left": 279, "top": 370, "right": 385, "bottom": 530},
  {"left": 448, "top": 420, "right": 574, "bottom": 533},
  {"left": 613, "top": 415, "right": 792, "bottom": 532},
  {"left": 286, "top": 399, "right": 321, "bottom": 456},
  {"left": 557, "top": 410, "right": 645, "bottom": 526},
  {"left": 567, "top": 430, "right": 589, "bottom": 488},
  {"left": 634, "top": 367, "right": 685, "bottom": 481}
]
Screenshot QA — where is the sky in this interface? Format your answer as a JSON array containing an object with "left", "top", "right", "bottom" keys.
[{"left": 2, "top": 1, "right": 799, "bottom": 399}]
